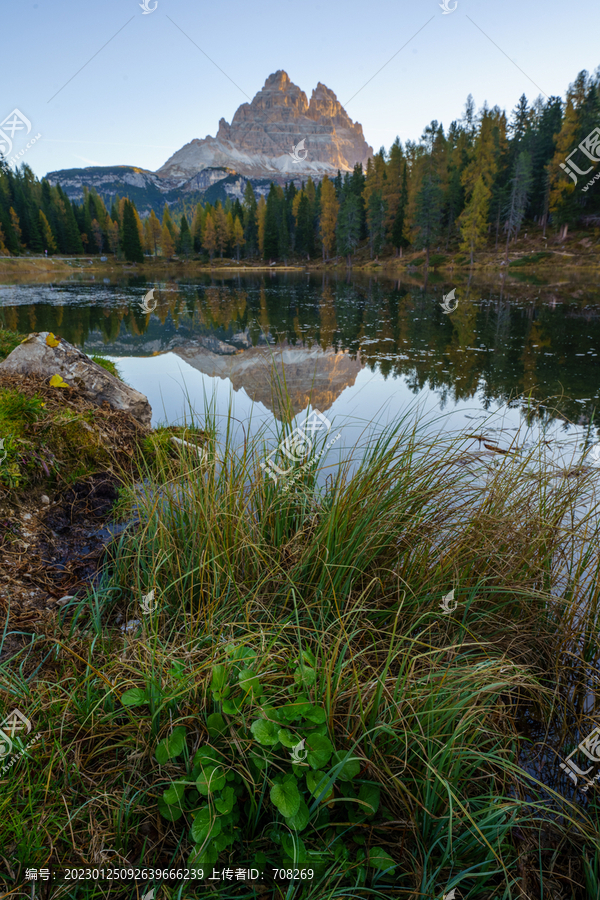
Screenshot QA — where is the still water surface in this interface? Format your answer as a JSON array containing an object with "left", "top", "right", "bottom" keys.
[{"left": 1, "top": 272, "right": 599, "bottom": 466}]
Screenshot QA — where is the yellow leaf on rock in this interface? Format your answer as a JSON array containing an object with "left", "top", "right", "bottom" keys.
[
  {"left": 45, "top": 333, "right": 60, "bottom": 348},
  {"left": 49, "top": 374, "right": 69, "bottom": 388}
]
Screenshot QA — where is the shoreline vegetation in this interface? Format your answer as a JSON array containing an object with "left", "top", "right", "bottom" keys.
[
  {"left": 1, "top": 330, "right": 600, "bottom": 895},
  {"left": 1, "top": 66, "right": 600, "bottom": 285},
  {"left": 0, "top": 228, "right": 598, "bottom": 283}
]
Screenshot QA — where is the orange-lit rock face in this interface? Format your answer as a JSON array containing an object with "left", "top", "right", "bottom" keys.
[{"left": 157, "top": 70, "right": 373, "bottom": 182}]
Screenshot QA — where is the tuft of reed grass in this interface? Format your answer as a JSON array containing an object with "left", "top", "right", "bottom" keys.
[{"left": 1, "top": 384, "right": 600, "bottom": 898}]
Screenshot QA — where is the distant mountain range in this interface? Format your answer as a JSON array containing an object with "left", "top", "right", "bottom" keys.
[{"left": 46, "top": 71, "right": 373, "bottom": 217}]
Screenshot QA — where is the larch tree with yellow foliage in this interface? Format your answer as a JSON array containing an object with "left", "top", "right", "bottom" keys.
[
  {"left": 203, "top": 212, "right": 217, "bottom": 263},
  {"left": 257, "top": 196, "right": 267, "bottom": 258},
  {"left": 213, "top": 204, "right": 228, "bottom": 259},
  {"left": 160, "top": 222, "right": 175, "bottom": 259},
  {"left": 457, "top": 174, "right": 490, "bottom": 265},
  {"left": 233, "top": 216, "right": 245, "bottom": 262},
  {"left": 319, "top": 176, "right": 339, "bottom": 260}
]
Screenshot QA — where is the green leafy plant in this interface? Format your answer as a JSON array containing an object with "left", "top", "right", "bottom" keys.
[{"left": 141, "top": 642, "right": 386, "bottom": 882}]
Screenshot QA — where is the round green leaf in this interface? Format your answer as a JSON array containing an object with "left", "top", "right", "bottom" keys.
[
  {"left": 121, "top": 688, "right": 148, "bottom": 707},
  {"left": 251, "top": 717, "right": 280, "bottom": 746},
  {"left": 155, "top": 726, "right": 187, "bottom": 764},
  {"left": 294, "top": 666, "right": 316, "bottom": 687},
  {"left": 332, "top": 750, "right": 361, "bottom": 781},
  {"left": 270, "top": 779, "right": 301, "bottom": 818},
  {"left": 191, "top": 806, "right": 222, "bottom": 843},
  {"left": 306, "top": 770, "right": 333, "bottom": 802},
  {"left": 304, "top": 705, "right": 326, "bottom": 724},
  {"left": 162, "top": 780, "right": 186, "bottom": 805},
  {"left": 188, "top": 842, "right": 219, "bottom": 869},
  {"left": 238, "top": 667, "right": 263, "bottom": 696},
  {"left": 281, "top": 832, "right": 307, "bottom": 862},
  {"left": 215, "top": 785, "right": 235, "bottom": 815},
  {"left": 306, "top": 733, "right": 333, "bottom": 770},
  {"left": 358, "top": 783, "right": 380, "bottom": 816},
  {"left": 207, "top": 713, "right": 227, "bottom": 737},
  {"left": 196, "top": 763, "right": 227, "bottom": 795},
  {"left": 285, "top": 797, "right": 310, "bottom": 831},
  {"left": 157, "top": 795, "right": 184, "bottom": 822},
  {"left": 368, "top": 846, "right": 396, "bottom": 874},
  {"left": 278, "top": 728, "right": 300, "bottom": 748}
]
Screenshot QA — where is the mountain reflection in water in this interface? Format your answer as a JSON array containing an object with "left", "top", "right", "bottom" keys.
[{"left": 0, "top": 272, "right": 598, "bottom": 433}]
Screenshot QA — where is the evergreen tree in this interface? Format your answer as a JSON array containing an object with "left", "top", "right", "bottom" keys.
[
  {"left": 336, "top": 192, "right": 361, "bottom": 266},
  {"left": 120, "top": 199, "right": 144, "bottom": 262},
  {"left": 242, "top": 181, "right": 258, "bottom": 256},
  {"left": 177, "top": 214, "right": 192, "bottom": 258},
  {"left": 504, "top": 151, "right": 533, "bottom": 260},
  {"left": 414, "top": 171, "right": 443, "bottom": 265},
  {"left": 295, "top": 193, "right": 314, "bottom": 258},
  {"left": 367, "top": 189, "right": 387, "bottom": 257},
  {"left": 192, "top": 203, "right": 203, "bottom": 253},
  {"left": 391, "top": 161, "right": 409, "bottom": 256},
  {"left": 263, "top": 186, "right": 280, "bottom": 259}
]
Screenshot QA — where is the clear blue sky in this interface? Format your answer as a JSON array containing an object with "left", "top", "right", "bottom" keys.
[{"left": 3, "top": 0, "right": 599, "bottom": 178}]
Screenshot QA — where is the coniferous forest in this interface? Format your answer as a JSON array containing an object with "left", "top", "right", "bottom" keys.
[{"left": 1, "top": 68, "right": 599, "bottom": 265}]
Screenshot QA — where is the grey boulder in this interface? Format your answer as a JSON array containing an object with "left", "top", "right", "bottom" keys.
[{"left": 0, "top": 332, "right": 151, "bottom": 427}]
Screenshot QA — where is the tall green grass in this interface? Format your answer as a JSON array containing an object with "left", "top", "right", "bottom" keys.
[{"left": 1, "top": 394, "right": 600, "bottom": 898}]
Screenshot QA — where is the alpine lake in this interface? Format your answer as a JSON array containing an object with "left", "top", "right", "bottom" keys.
[{"left": 1, "top": 268, "right": 599, "bottom": 475}]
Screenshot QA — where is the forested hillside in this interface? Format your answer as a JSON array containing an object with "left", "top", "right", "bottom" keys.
[{"left": 1, "top": 67, "right": 599, "bottom": 264}]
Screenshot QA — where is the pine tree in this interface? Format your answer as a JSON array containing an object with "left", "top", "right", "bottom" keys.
[
  {"left": 263, "top": 186, "right": 280, "bottom": 260},
  {"left": 178, "top": 214, "right": 192, "bottom": 258},
  {"left": 504, "top": 151, "right": 533, "bottom": 260},
  {"left": 295, "top": 193, "right": 314, "bottom": 258},
  {"left": 414, "top": 172, "right": 443, "bottom": 265},
  {"left": 192, "top": 203, "right": 203, "bottom": 253},
  {"left": 367, "top": 189, "right": 387, "bottom": 257},
  {"left": 391, "top": 161, "right": 409, "bottom": 256},
  {"left": 336, "top": 192, "right": 361, "bottom": 266},
  {"left": 161, "top": 222, "right": 175, "bottom": 259},
  {"left": 242, "top": 181, "right": 258, "bottom": 256},
  {"left": 91, "top": 218, "right": 104, "bottom": 254},
  {"left": 120, "top": 200, "right": 144, "bottom": 262}
]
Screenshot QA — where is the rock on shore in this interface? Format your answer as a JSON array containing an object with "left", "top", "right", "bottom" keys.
[{"left": 0, "top": 331, "right": 151, "bottom": 426}]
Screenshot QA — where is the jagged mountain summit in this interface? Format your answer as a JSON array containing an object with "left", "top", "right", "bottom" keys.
[{"left": 156, "top": 70, "right": 373, "bottom": 182}]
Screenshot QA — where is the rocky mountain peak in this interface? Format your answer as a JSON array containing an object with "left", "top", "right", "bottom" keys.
[{"left": 157, "top": 71, "right": 373, "bottom": 182}]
